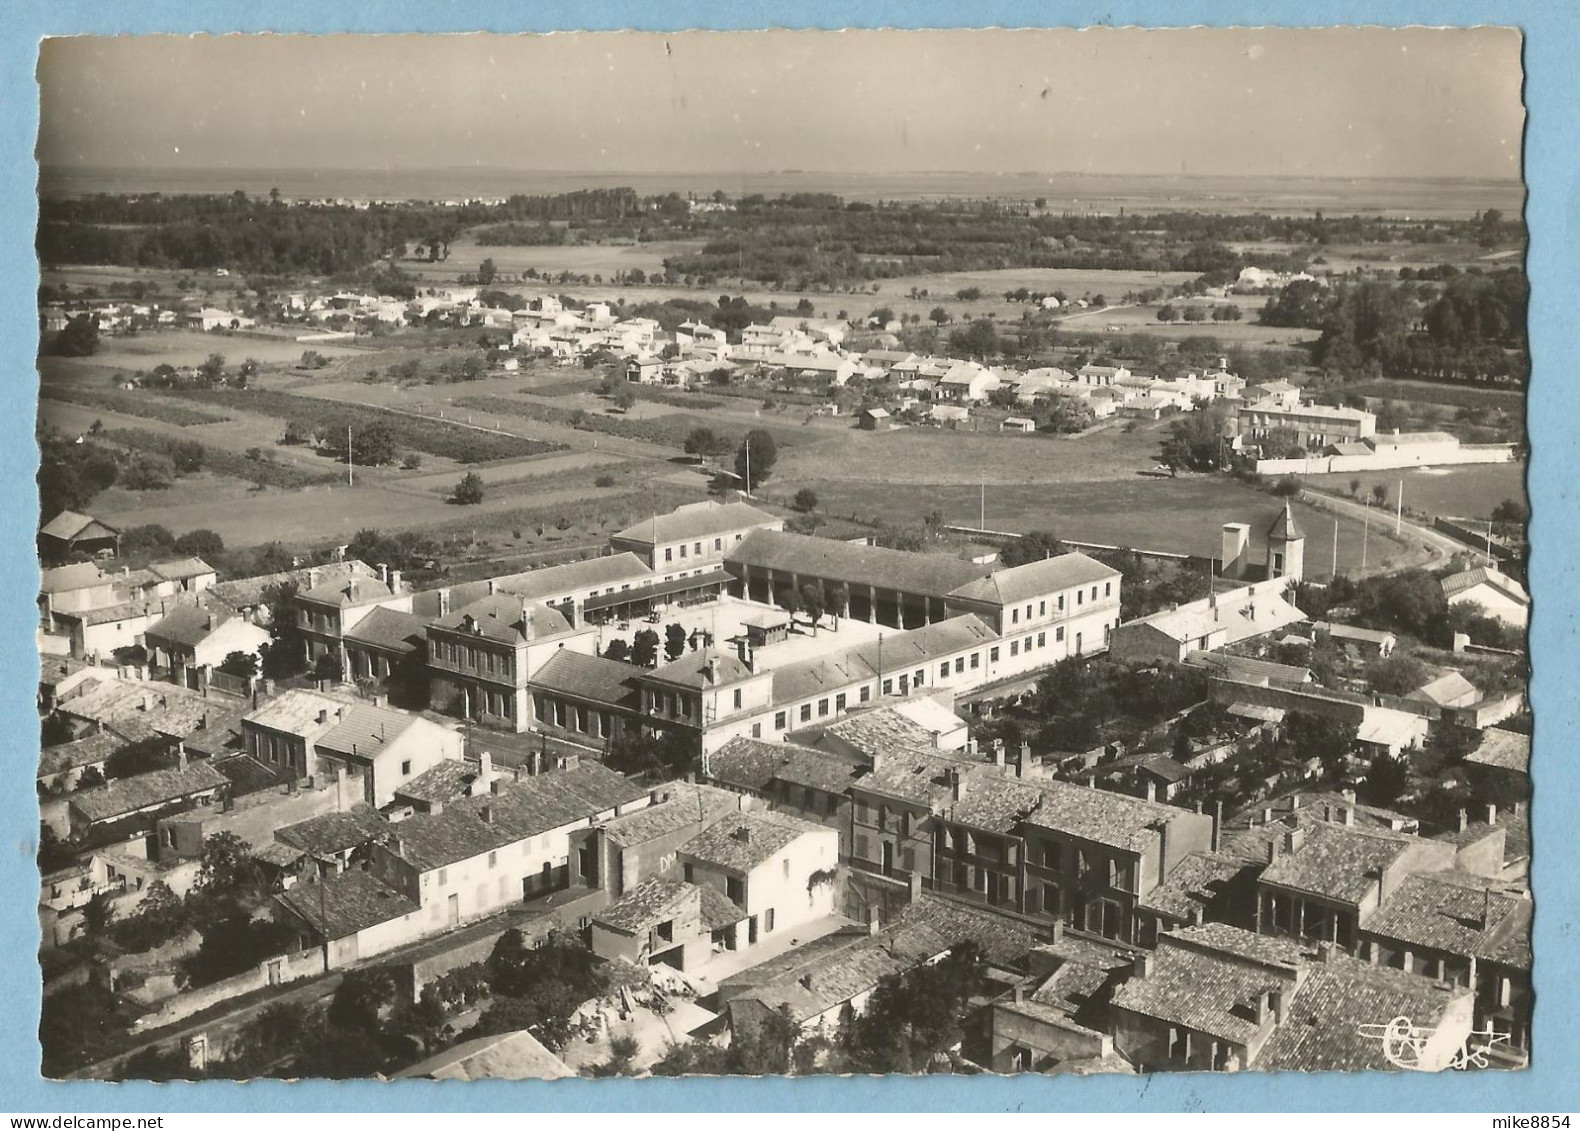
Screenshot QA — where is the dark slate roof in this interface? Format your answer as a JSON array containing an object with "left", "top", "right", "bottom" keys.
[
  {"left": 947, "top": 553, "right": 1119, "bottom": 606},
  {"left": 277, "top": 804, "right": 389, "bottom": 857},
  {"left": 1258, "top": 821, "right": 1416, "bottom": 906},
  {"left": 1362, "top": 872, "right": 1531, "bottom": 970},
  {"left": 344, "top": 606, "right": 428, "bottom": 655},
  {"left": 947, "top": 775, "right": 1044, "bottom": 835},
  {"left": 275, "top": 869, "right": 419, "bottom": 940},
  {"left": 1258, "top": 956, "right": 1469, "bottom": 1072},
  {"left": 68, "top": 762, "right": 229, "bottom": 824},
  {"left": 727, "top": 529, "right": 988, "bottom": 599},
  {"left": 1266, "top": 502, "right": 1301, "bottom": 542},
  {"left": 529, "top": 650, "right": 642, "bottom": 710},
  {"left": 680, "top": 809, "right": 824, "bottom": 873}
]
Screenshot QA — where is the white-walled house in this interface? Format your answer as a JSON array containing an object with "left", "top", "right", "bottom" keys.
[{"left": 678, "top": 809, "right": 840, "bottom": 946}]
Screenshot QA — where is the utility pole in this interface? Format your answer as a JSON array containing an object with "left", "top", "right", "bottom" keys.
[
  {"left": 1361, "top": 499, "right": 1370, "bottom": 572},
  {"left": 979, "top": 478, "right": 986, "bottom": 531},
  {"left": 1395, "top": 478, "right": 1404, "bottom": 537},
  {"left": 1332, "top": 517, "right": 1339, "bottom": 581},
  {"left": 744, "top": 436, "right": 752, "bottom": 497},
  {"left": 347, "top": 425, "right": 353, "bottom": 487}
]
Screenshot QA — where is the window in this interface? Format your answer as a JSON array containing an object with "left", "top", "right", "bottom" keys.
[
  {"left": 800, "top": 704, "right": 812, "bottom": 723},
  {"left": 733, "top": 688, "right": 743, "bottom": 710},
  {"left": 1105, "top": 581, "right": 1112, "bottom": 597},
  {"left": 1010, "top": 640, "right": 1019, "bottom": 657},
  {"left": 914, "top": 669, "right": 924, "bottom": 687},
  {"left": 835, "top": 692, "right": 847, "bottom": 711},
  {"left": 664, "top": 548, "right": 673, "bottom": 563},
  {"left": 1037, "top": 632, "right": 1046, "bottom": 648},
  {"left": 1056, "top": 627, "right": 1065, "bottom": 642},
  {"left": 1039, "top": 600, "right": 1046, "bottom": 615},
  {"left": 855, "top": 834, "right": 870, "bottom": 859},
  {"left": 970, "top": 652, "right": 980, "bottom": 670},
  {"left": 488, "top": 851, "right": 497, "bottom": 869},
  {"left": 751, "top": 722, "right": 762, "bottom": 738},
  {"left": 683, "top": 863, "right": 694, "bottom": 883},
  {"left": 1091, "top": 586, "right": 1099, "bottom": 600},
  {"left": 940, "top": 662, "right": 950, "bottom": 679},
  {"left": 859, "top": 686, "right": 871, "bottom": 702},
  {"left": 1077, "top": 590, "right": 1084, "bottom": 606},
  {"left": 714, "top": 538, "right": 722, "bottom": 551},
  {"left": 438, "top": 868, "right": 448, "bottom": 885},
  {"left": 989, "top": 647, "right": 1000, "bottom": 663},
  {"left": 774, "top": 711, "right": 787, "bottom": 730},
  {"left": 817, "top": 698, "right": 829, "bottom": 717},
  {"left": 726, "top": 876, "right": 745, "bottom": 906},
  {"left": 1011, "top": 608, "right": 1019, "bottom": 625},
  {"left": 1058, "top": 594, "right": 1065, "bottom": 611},
  {"left": 882, "top": 679, "right": 893, "bottom": 695},
  {"left": 694, "top": 542, "right": 702, "bottom": 556},
  {"left": 764, "top": 908, "right": 775, "bottom": 933}
]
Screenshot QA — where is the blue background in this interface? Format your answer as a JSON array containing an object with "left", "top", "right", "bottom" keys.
[{"left": 2, "top": 0, "right": 1573, "bottom": 1112}]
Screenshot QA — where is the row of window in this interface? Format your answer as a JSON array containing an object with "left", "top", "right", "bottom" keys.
[
  {"left": 434, "top": 638, "right": 516, "bottom": 680},
  {"left": 662, "top": 531, "right": 746, "bottom": 564},
  {"left": 1005, "top": 583, "right": 1113, "bottom": 627}
]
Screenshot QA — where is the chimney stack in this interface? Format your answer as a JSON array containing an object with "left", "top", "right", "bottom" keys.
[
  {"left": 1049, "top": 919, "right": 1064, "bottom": 946},
  {"left": 176, "top": 741, "right": 187, "bottom": 771},
  {"left": 706, "top": 656, "right": 720, "bottom": 684},
  {"left": 1317, "top": 941, "right": 1336, "bottom": 964},
  {"left": 993, "top": 740, "right": 1006, "bottom": 770},
  {"left": 390, "top": 570, "right": 402, "bottom": 593},
  {"left": 1212, "top": 800, "right": 1223, "bottom": 854},
  {"left": 950, "top": 768, "right": 964, "bottom": 802},
  {"left": 1133, "top": 953, "right": 1153, "bottom": 980},
  {"left": 479, "top": 750, "right": 495, "bottom": 791},
  {"left": 908, "top": 871, "right": 923, "bottom": 903},
  {"left": 1458, "top": 808, "right": 1469, "bottom": 833},
  {"left": 480, "top": 803, "right": 493, "bottom": 824},
  {"left": 378, "top": 563, "right": 388, "bottom": 585},
  {"left": 1484, "top": 802, "right": 1498, "bottom": 826},
  {"left": 1145, "top": 779, "right": 1157, "bottom": 803},
  {"left": 1482, "top": 888, "right": 1494, "bottom": 931}
]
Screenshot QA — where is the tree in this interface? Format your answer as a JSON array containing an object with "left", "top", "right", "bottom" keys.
[
  {"left": 1491, "top": 498, "right": 1527, "bottom": 527},
  {"left": 50, "top": 314, "right": 100, "bottom": 357},
  {"left": 664, "top": 623, "right": 688, "bottom": 663},
  {"left": 613, "top": 385, "right": 637, "bottom": 412},
  {"left": 1285, "top": 711, "right": 1360, "bottom": 774},
  {"left": 825, "top": 582, "right": 849, "bottom": 624},
  {"left": 479, "top": 929, "right": 606, "bottom": 1051},
  {"left": 1371, "top": 483, "right": 1389, "bottom": 507},
  {"left": 1364, "top": 652, "right": 1428, "bottom": 696},
  {"left": 779, "top": 587, "right": 804, "bottom": 621},
  {"left": 948, "top": 318, "right": 1000, "bottom": 359},
  {"left": 1361, "top": 752, "right": 1411, "bottom": 808},
  {"left": 328, "top": 967, "right": 397, "bottom": 1037},
  {"left": 75, "top": 765, "right": 106, "bottom": 791},
  {"left": 631, "top": 628, "right": 660, "bottom": 668},
  {"left": 282, "top": 419, "right": 315, "bottom": 446},
  {"left": 604, "top": 638, "right": 631, "bottom": 663},
  {"left": 1000, "top": 530, "right": 1065, "bottom": 568},
  {"left": 735, "top": 429, "right": 778, "bottom": 490},
  {"left": 1160, "top": 406, "right": 1227, "bottom": 471},
  {"left": 352, "top": 421, "right": 398, "bottom": 467},
  {"left": 840, "top": 943, "right": 985, "bottom": 1073},
  {"left": 82, "top": 891, "right": 116, "bottom": 937},
  {"left": 929, "top": 306, "right": 949, "bottom": 326},
  {"left": 683, "top": 426, "right": 728, "bottom": 461},
  {"left": 1349, "top": 477, "right": 1362, "bottom": 499},
  {"left": 194, "top": 831, "right": 259, "bottom": 896},
  {"left": 799, "top": 581, "right": 827, "bottom": 633},
  {"left": 477, "top": 257, "right": 498, "bottom": 286},
  {"left": 217, "top": 650, "right": 259, "bottom": 680},
  {"left": 173, "top": 528, "right": 225, "bottom": 558},
  {"left": 793, "top": 487, "right": 820, "bottom": 513},
  {"left": 199, "top": 353, "right": 227, "bottom": 384},
  {"left": 453, "top": 472, "right": 486, "bottom": 506}
]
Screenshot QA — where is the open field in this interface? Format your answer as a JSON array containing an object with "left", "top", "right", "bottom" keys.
[
  {"left": 83, "top": 329, "right": 370, "bottom": 370},
  {"left": 40, "top": 385, "right": 231, "bottom": 426},
  {"left": 1062, "top": 302, "right": 1316, "bottom": 345},
  {"left": 1303, "top": 463, "right": 1526, "bottom": 522},
  {"left": 1346, "top": 379, "right": 1527, "bottom": 413},
  {"left": 398, "top": 236, "right": 706, "bottom": 281},
  {"left": 779, "top": 475, "right": 1415, "bottom": 579}
]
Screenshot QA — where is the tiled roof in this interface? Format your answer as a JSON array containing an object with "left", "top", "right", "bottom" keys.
[
  {"left": 315, "top": 703, "right": 439, "bottom": 758},
  {"left": 144, "top": 603, "right": 233, "bottom": 648},
  {"left": 389, "top": 763, "right": 647, "bottom": 871},
  {"left": 430, "top": 594, "right": 572, "bottom": 645},
  {"left": 893, "top": 895, "right": 1044, "bottom": 968},
  {"left": 1258, "top": 821, "right": 1415, "bottom": 906},
  {"left": 1022, "top": 779, "right": 1194, "bottom": 855},
  {"left": 275, "top": 868, "right": 419, "bottom": 940},
  {"left": 1408, "top": 671, "right": 1480, "bottom": 708},
  {"left": 947, "top": 552, "right": 1119, "bottom": 607},
  {"left": 599, "top": 783, "right": 739, "bottom": 848},
  {"left": 594, "top": 877, "right": 696, "bottom": 935},
  {"left": 300, "top": 574, "right": 400, "bottom": 608},
  {"left": 68, "top": 762, "right": 229, "bottom": 824},
  {"left": 62, "top": 680, "right": 234, "bottom": 741},
  {"left": 393, "top": 758, "right": 487, "bottom": 806},
  {"left": 614, "top": 500, "right": 779, "bottom": 547},
  {"left": 393, "top": 1029, "right": 573, "bottom": 1082},
  {"left": 148, "top": 557, "right": 215, "bottom": 582},
  {"left": 727, "top": 529, "right": 988, "bottom": 600},
  {"left": 1266, "top": 503, "right": 1301, "bottom": 541},
  {"left": 529, "top": 650, "right": 642, "bottom": 710},
  {"left": 38, "top": 655, "right": 94, "bottom": 689},
  {"left": 1311, "top": 621, "right": 1397, "bottom": 647},
  {"left": 644, "top": 649, "right": 756, "bottom": 690},
  {"left": 1110, "top": 928, "right": 1300, "bottom": 1047},
  {"left": 277, "top": 804, "right": 389, "bottom": 857},
  {"left": 58, "top": 597, "right": 170, "bottom": 628},
  {"left": 212, "top": 561, "right": 379, "bottom": 612},
  {"left": 1119, "top": 586, "right": 1306, "bottom": 648},
  {"left": 344, "top": 606, "right": 428, "bottom": 654},
  {"left": 208, "top": 752, "right": 294, "bottom": 795},
  {"left": 811, "top": 707, "right": 940, "bottom": 760},
  {"left": 770, "top": 615, "right": 998, "bottom": 705},
  {"left": 1441, "top": 567, "right": 1528, "bottom": 605},
  {"left": 855, "top": 748, "right": 982, "bottom": 807},
  {"left": 1362, "top": 872, "right": 1531, "bottom": 969},
  {"left": 40, "top": 562, "right": 112, "bottom": 594},
  {"left": 1258, "top": 956, "right": 1469, "bottom": 1072},
  {"left": 680, "top": 809, "right": 824, "bottom": 873},
  {"left": 38, "top": 730, "right": 125, "bottom": 778},
  {"left": 487, "top": 552, "right": 653, "bottom": 604},
  {"left": 728, "top": 933, "right": 913, "bottom": 1024},
  {"left": 947, "top": 775, "right": 1044, "bottom": 834},
  {"left": 1185, "top": 651, "right": 1312, "bottom": 686},
  {"left": 244, "top": 688, "right": 355, "bottom": 736},
  {"left": 41, "top": 510, "right": 115, "bottom": 541},
  {"left": 1464, "top": 728, "right": 1529, "bottom": 774},
  {"left": 1137, "top": 852, "right": 1256, "bottom": 922}
]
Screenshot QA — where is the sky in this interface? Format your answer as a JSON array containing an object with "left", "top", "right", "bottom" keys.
[{"left": 36, "top": 28, "right": 1525, "bottom": 181}]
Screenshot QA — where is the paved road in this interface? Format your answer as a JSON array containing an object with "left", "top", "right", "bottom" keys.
[{"left": 1300, "top": 489, "right": 1463, "bottom": 576}]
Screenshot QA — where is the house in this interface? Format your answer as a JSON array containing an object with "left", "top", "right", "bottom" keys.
[
  {"left": 147, "top": 557, "right": 218, "bottom": 595},
  {"left": 702, "top": 737, "right": 863, "bottom": 857},
  {"left": 142, "top": 604, "right": 270, "bottom": 681},
  {"left": 589, "top": 877, "right": 748, "bottom": 971},
  {"left": 928, "top": 404, "right": 971, "bottom": 425},
  {"left": 611, "top": 500, "right": 784, "bottom": 583},
  {"left": 1462, "top": 728, "right": 1530, "bottom": 803},
  {"left": 295, "top": 567, "right": 413, "bottom": 674},
  {"left": 1308, "top": 621, "right": 1397, "bottom": 657},
  {"left": 274, "top": 867, "right": 422, "bottom": 969},
  {"left": 39, "top": 510, "right": 121, "bottom": 564},
  {"left": 276, "top": 803, "right": 390, "bottom": 879},
  {"left": 38, "top": 654, "right": 106, "bottom": 714},
  {"left": 191, "top": 307, "right": 257, "bottom": 332},
  {"left": 1357, "top": 871, "right": 1531, "bottom": 1055},
  {"left": 1233, "top": 400, "right": 1376, "bottom": 449},
  {"left": 342, "top": 606, "right": 429, "bottom": 694},
  {"left": 65, "top": 757, "right": 230, "bottom": 849},
  {"left": 1440, "top": 566, "right": 1529, "bottom": 629},
  {"left": 1110, "top": 583, "right": 1306, "bottom": 666},
  {"left": 1407, "top": 671, "right": 1482, "bottom": 711},
  {"left": 857, "top": 407, "right": 893, "bottom": 431},
  {"left": 311, "top": 703, "right": 466, "bottom": 807},
  {"left": 676, "top": 809, "right": 840, "bottom": 947},
  {"left": 570, "top": 780, "right": 746, "bottom": 899},
  {"left": 1001, "top": 416, "right": 1037, "bottom": 433},
  {"left": 239, "top": 688, "right": 360, "bottom": 781},
  {"left": 933, "top": 361, "right": 1000, "bottom": 403},
  {"left": 624, "top": 354, "right": 665, "bottom": 384},
  {"left": 989, "top": 926, "right": 1137, "bottom": 1074},
  {"left": 393, "top": 1029, "right": 573, "bottom": 1081},
  {"left": 38, "top": 731, "right": 126, "bottom": 832},
  {"left": 1110, "top": 924, "right": 1472, "bottom": 1072}
]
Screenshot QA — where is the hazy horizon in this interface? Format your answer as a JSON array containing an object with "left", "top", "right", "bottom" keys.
[{"left": 38, "top": 28, "right": 1524, "bottom": 183}]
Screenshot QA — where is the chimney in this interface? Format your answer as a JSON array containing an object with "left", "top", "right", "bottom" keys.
[
  {"left": 1266, "top": 839, "right": 1279, "bottom": 866},
  {"left": 317, "top": 709, "right": 328, "bottom": 726},
  {"left": 1290, "top": 792, "right": 1302, "bottom": 811},
  {"left": 1458, "top": 808, "right": 1469, "bottom": 833},
  {"left": 908, "top": 871, "right": 923, "bottom": 903},
  {"left": 1481, "top": 888, "right": 1494, "bottom": 931},
  {"left": 176, "top": 741, "right": 187, "bottom": 771},
  {"left": 1484, "top": 802, "right": 1498, "bottom": 826},
  {"left": 965, "top": 737, "right": 978, "bottom": 759},
  {"left": 378, "top": 563, "right": 388, "bottom": 585},
  {"left": 390, "top": 832, "right": 405, "bottom": 860},
  {"left": 1212, "top": 800, "right": 1223, "bottom": 854},
  {"left": 487, "top": 578, "right": 497, "bottom": 596},
  {"left": 390, "top": 570, "right": 402, "bottom": 593},
  {"left": 706, "top": 656, "right": 720, "bottom": 684},
  {"left": 1261, "top": 807, "right": 1273, "bottom": 825},
  {"left": 950, "top": 768, "right": 965, "bottom": 802},
  {"left": 478, "top": 750, "right": 494, "bottom": 789},
  {"left": 1341, "top": 805, "right": 1355, "bottom": 828},
  {"left": 993, "top": 740, "right": 1006, "bottom": 770},
  {"left": 1012, "top": 984, "right": 1025, "bottom": 1005},
  {"left": 480, "top": 803, "right": 493, "bottom": 824},
  {"left": 1017, "top": 743, "right": 1031, "bottom": 779},
  {"left": 732, "top": 826, "right": 751, "bottom": 844},
  {"left": 1145, "top": 779, "right": 1157, "bottom": 803},
  {"left": 1133, "top": 953, "right": 1153, "bottom": 980},
  {"left": 869, "top": 752, "right": 886, "bottom": 774},
  {"left": 307, "top": 566, "right": 320, "bottom": 588},
  {"left": 1283, "top": 826, "right": 1306, "bottom": 855},
  {"left": 1269, "top": 989, "right": 1285, "bottom": 1025},
  {"left": 1048, "top": 919, "right": 1064, "bottom": 946},
  {"left": 1317, "top": 941, "right": 1336, "bottom": 964}
]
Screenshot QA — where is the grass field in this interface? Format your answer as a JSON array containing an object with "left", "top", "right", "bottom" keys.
[
  {"left": 1347, "top": 379, "right": 1527, "bottom": 413},
  {"left": 1304, "top": 463, "right": 1526, "bottom": 522},
  {"left": 86, "top": 329, "right": 368, "bottom": 370},
  {"left": 40, "top": 385, "right": 231, "bottom": 426},
  {"left": 399, "top": 236, "right": 706, "bottom": 281}
]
